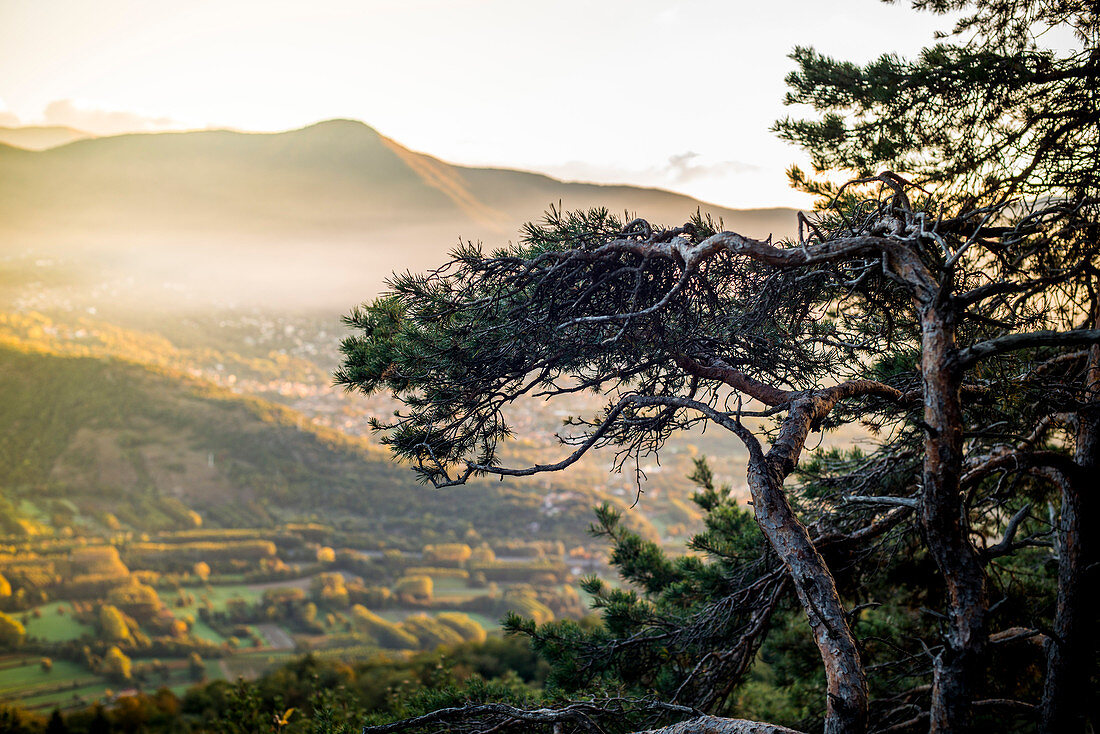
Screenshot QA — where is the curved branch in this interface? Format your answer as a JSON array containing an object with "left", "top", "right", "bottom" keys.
[
  {"left": 429, "top": 395, "right": 638, "bottom": 487},
  {"left": 958, "top": 329, "right": 1100, "bottom": 369},
  {"left": 961, "top": 449, "right": 1079, "bottom": 487},
  {"left": 675, "top": 355, "right": 793, "bottom": 407},
  {"left": 845, "top": 495, "right": 921, "bottom": 509}
]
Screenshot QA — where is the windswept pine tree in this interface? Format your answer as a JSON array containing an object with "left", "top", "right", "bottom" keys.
[{"left": 338, "top": 2, "right": 1098, "bottom": 732}]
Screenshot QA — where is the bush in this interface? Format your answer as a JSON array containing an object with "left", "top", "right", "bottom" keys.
[
  {"left": 394, "top": 575, "right": 432, "bottom": 603},
  {"left": 401, "top": 614, "right": 464, "bottom": 649},
  {"left": 98, "top": 605, "right": 131, "bottom": 642},
  {"left": 101, "top": 646, "right": 132, "bottom": 682},
  {"left": 435, "top": 612, "right": 487, "bottom": 644},
  {"left": 422, "top": 544, "right": 472, "bottom": 566},
  {"left": 349, "top": 605, "right": 418, "bottom": 649},
  {"left": 311, "top": 573, "right": 349, "bottom": 608}
]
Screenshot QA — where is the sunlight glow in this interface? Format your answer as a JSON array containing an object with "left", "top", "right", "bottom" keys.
[{"left": 1, "top": 0, "right": 961, "bottom": 208}]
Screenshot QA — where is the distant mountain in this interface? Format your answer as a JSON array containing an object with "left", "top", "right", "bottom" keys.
[
  {"left": 0, "top": 125, "right": 95, "bottom": 151},
  {"left": 0, "top": 120, "right": 797, "bottom": 308},
  {"left": 0, "top": 119, "right": 793, "bottom": 240}
]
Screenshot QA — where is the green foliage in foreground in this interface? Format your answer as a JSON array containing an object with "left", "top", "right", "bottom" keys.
[
  {"left": 0, "top": 636, "right": 547, "bottom": 733},
  {"left": 506, "top": 460, "right": 769, "bottom": 705}
]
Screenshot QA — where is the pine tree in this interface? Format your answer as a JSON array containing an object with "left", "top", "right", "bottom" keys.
[
  {"left": 340, "top": 5, "right": 1099, "bottom": 733},
  {"left": 777, "top": 3, "right": 1098, "bottom": 731},
  {"left": 45, "top": 709, "right": 68, "bottom": 734}
]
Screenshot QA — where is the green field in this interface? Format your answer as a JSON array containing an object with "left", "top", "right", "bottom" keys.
[
  {"left": 188, "top": 617, "right": 227, "bottom": 645},
  {"left": 429, "top": 576, "right": 485, "bottom": 600},
  {"left": 22, "top": 602, "right": 94, "bottom": 643},
  {"left": 220, "top": 651, "right": 297, "bottom": 680},
  {"left": 160, "top": 583, "right": 293, "bottom": 645},
  {"left": 19, "top": 681, "right": 114, "bottom": 712},
  {"left": 0, "top": 659, "right": 97, "bottom": 706},
  {"left": 204, "top": 659, "right": 224, "bottom": 681},
  {"left": 0, "top": 658, "right": 90, "bottom": 692},
  {"left": 171, "top": 582, "right": 302, "bottom": 645},
  {"left": 0, "top": 653, "right": 224, "bottom": 711},
  {"left": 176, "top": 583, "right": 265, "bottom": 611}
]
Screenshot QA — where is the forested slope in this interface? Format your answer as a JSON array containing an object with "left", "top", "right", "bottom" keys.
[{"left": 0, "top": 342, "right": 649, "bottom": 546}]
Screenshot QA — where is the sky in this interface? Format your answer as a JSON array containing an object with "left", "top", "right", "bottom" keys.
[{"left": 0, "top": 0, "right": 964, "bottom": 209}]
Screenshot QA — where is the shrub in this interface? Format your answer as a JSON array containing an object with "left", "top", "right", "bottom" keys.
[{"left": 349, "top": 605, "right": 418, "bottom": 649}]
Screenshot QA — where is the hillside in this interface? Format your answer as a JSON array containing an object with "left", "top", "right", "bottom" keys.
[
  {"left": 0, "top": 120, "right": 797, "bottom": 309},
  {"left": 0, "top": 125, "right": 94, "bottom": 151},
  {"left": 0, "top": 340, "right": 652, "bottom": 548},
  {"left": 0, "top": 120, "right": 793, "bottom": 242}
]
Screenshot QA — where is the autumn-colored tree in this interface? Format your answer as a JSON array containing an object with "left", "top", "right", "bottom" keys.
[
  {"left": 0, "top": 611, "right": 25, "bottom": 648},
  {"left": 393, "top": 575, "right": 433, "bottom": 603},
  {"left": 436, "top": 612, "right": 487, "bottom": 644},
  {"left": 101, "top": 646, "right": 132, "bottom": 682},
  {"left": 311, "top": 572, "right": 350, "bottom": 607},
  {"left": 422, "top": 543, "right": 473, "bottom": 566},
  {"left": 98, "top": 604, "right": 131, "bottom": 642},
  {"left": 350, "top": 604, "right": 419, "bottom": 649}
]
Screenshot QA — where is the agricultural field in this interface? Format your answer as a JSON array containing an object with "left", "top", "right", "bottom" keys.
[
  {"left": 0, "top": 658, "right": 112, "bottom": 713},
  {"left": 22, "top": 603, "right": 94, "bottom": 643},
  {"left": 0, "top": 524, "right": 592, "bottom": 716}
]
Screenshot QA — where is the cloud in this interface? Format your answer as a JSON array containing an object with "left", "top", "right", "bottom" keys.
[
  {"left": 664, "top": 151, "right": 760, "bottom": 183},
  {"left": 540, "top": 151, "right": 761, "bottom": 189},
  {"left": 0, "top": 98, "right": 19, "bottom": 127},
  {"left": 40, "top": 99, "right": 183, "bottom": 136}
]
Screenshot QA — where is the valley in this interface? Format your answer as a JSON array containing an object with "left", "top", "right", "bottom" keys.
[{"left": 0, "top": 121, "right": 806, "bottom": 714}]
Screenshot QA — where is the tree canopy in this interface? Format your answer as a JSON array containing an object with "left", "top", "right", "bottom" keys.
[{"left": 776, "top": 0, "right": 1098, "bottom": 205}]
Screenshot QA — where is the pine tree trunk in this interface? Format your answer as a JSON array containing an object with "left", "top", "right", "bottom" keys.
[
  {"left": 1041, "top": 304, "right": 1100, "bottom": 733},
  {"left": 744, "top": 463, "right": 867, "bottom": 734},
  {"left": 737, "top": 394, "right": 869, "bottom": 734},
  {"left": 919, "top": 304, "right": 987, "bottom": 734}
]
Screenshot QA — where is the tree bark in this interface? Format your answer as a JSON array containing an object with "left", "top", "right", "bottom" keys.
[
  {"left": 1041, "top": 304, "right": 1100, "bottom": 733},
  {"left": 732, "top": 393, "right": 869, "bottom": 734},
  {"left": 670, "top": 367, "right": 886, "bottom": 733},
  {"left": 918, "top": 303, "right": 988, "bottom": 734}
]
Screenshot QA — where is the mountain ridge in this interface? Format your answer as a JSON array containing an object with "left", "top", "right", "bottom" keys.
[
  {"left": 0, "top": 124, "right": 95, "bottom": 151},
  {"left": 0, "top": 118, "right": 796, "bottom": 236},
  {"left": 5, "top": 118, "right": 789, "bottom": 212},
  {"left": 0, "top": 119, "right": 798, "bottom": 308}
]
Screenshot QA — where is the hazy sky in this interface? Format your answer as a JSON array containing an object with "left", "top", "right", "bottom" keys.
[{"left": 0, "top": 0, "right": 962, "bottom": 208}]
